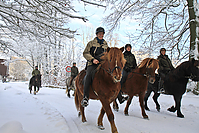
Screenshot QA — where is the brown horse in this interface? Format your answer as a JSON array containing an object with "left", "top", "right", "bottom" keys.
[
  {"left": 75, "top": 47, "right": 126, "bottom": 133},
  {"left": 113, "top": 58, "right": 159, "bottom": 119}
]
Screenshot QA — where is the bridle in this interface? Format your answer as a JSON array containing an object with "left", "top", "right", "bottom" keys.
[
  {"left": 128, "top": 67, "right": 155, "bottom": 80},
  {"left": 100, "top": 59, "right": 122, "bottom": 82},
  {"left": 128, "top": 60, "right": 156, "bottom": 80}
]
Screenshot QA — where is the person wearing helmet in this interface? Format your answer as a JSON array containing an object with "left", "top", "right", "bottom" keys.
[
  {"left": 69, "top": 62, "right": 79, "bottom": 87},
  {"left": 32, "top": 66, "right": 41, "bottom": 87},
  {"left": 81, "top": 27, "right": 108, "bottom": 107},
  {"left": 158, "top": 48, "right": 175, "bottom": 93},
  {"left": 118, "top": 44, "right": 137, "bottom": 104}
]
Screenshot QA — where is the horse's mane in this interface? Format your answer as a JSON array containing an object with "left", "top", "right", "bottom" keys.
[
  {"left": 171, "top": 61, "right": 190, "bottom": 75},
  {"left": 138, "top": 58, "right": 159, "bottom": 69},
  {"left": 97, "top": 47, "right": 126, "bottom": 70}
]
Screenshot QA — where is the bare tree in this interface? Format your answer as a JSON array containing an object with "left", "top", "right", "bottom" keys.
[
  {"left": 103, "top": 0, "right": 195, "bottom": 62},
  {"left": 0, "top": 0, "right": 88, "bottom": 54}
]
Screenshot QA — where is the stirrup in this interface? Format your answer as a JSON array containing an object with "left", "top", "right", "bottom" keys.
[
  {"left": 119, "top": 96, "right": 129, "bottom": 104},
  {"left": 158, "top": 88, "right": 165, "bottom": 93},
  {"left": 81, "top": 97, "right": 89, "bottom": 107}
]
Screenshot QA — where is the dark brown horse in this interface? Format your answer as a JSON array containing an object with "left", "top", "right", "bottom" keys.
[
  {"left": 113, "top": 58, "right": 159, "bottom": 119},
  {"left": 144, "top": 59, "right": 199, "bottom": 118},
  {"left": 75, "top": 47, "right": 126, "bottom": 133}
]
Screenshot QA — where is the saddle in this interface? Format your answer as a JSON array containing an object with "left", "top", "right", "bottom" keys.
[{"left": 82, "top": 68, "right": 98, "bottom": 85}]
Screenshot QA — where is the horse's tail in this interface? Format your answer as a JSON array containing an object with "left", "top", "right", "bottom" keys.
[
  {"left": 29, "top": 77, "right": 33, "bottom": 89},
  {"left": 74, "top": 88, "right": 80, "bottom": 111}
]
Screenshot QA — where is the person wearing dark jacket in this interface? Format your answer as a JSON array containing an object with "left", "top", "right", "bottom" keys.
[
  {"left": 32, "top": 66, "right": 41, "bottom": 87},
  {"left": 81, "top": 27, "right": 108, "bottom": 107},
  {"left": 69, "top": 62, "right": 79, "bottom": 86},
  {"left": 118, "top": 44, "right": 137, "bottom": 104},
  {"left": 158, "top": 48, "right": 175, "bottom": 92}
]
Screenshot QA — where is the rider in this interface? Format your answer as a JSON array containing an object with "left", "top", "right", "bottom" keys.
[
  {"left": 118, "top": 44, "right": 137, "bottom": 104},
  {"left": 32, "top": 66, "right": 41, "bottom": 87},
  {"left": 158, "top": 48, "right": 175, "bottom": 92},
  {"left": 81, "top": 27, "right": 108, "bottom": 107},
  {"left": 69, "top": 62, "right": 79, "bottom": 87}
]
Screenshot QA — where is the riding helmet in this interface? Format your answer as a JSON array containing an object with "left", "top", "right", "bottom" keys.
[
  {"left": 96, "top": 27, "right": 105, "bottom": 34},
  {"left": 125, "top": 44, "right": 132, "bottom": 50},
  {"left": 160, "top": 48, "right": 166, "bottom": 54}
]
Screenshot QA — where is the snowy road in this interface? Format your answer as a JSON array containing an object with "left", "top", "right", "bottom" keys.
[{"left": 0, "top": 82, "right": 199, "bottom": 133}]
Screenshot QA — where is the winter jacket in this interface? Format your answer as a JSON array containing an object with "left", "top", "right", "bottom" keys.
[
  {"left": 158, "top": 54, "right": 174, "bottom": 74},
  {"left": 71, "top": 66, "right": 79, "bottom": 77},
  {"left": 32, "top": 69, "right": 40, "bottom": 76},
  {"left": 123, "top": 51, "right": 137, "bottom": 72},
  {"left": 83, "top": 37, "right": 108, "bottom": 66}
]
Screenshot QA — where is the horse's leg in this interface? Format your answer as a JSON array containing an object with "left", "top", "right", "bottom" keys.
[
  {"left": 124, "top": 96, "right": 133, "bottom": 116},
  {"left": 101, "top": 100, "right": 118, "bottom": 133},
  {"left": 152, "top": 92, "right": 161, "bottom": 112},
  {"left": 97, "top": 107, "right": 106, "bottom": 130},
  {"left": 144, "top": 90, "right": 152, "bottom": 111},
  {"left": 139, "top": 92, "right": 149, "bottom": 119},
  {"left": 168, "top": 95, "right": 184, "bottom": 118},
  {"left": 34, "top": 86, "right": 36, "bottom": 95},
  {"left": 67, "top": 88, "right": 71, "bottom": 98},
  {"left": 29, "top": 86, "right": 32, "bottom": 94},
  {"left": 113, "top": 99, "right": 119, "bottom": 112},
  {"left": 80, "top": 105, "right": 87, "bottom": 122},
  {"left": 77, "top": 88, "right": 86, "bottom": 122}
]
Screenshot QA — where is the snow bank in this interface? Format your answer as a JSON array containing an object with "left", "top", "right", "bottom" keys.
[{"left": 0, "top": 121, "right": 27, "bottom": 133}]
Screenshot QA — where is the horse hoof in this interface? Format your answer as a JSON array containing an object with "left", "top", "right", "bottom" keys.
[
  {"left": 67, "top": 94, "right": 71, "bottom": 98},
  {"left": 167, "top": 106, "right": 176, "bottom": 112},
  {"left": 34, "top": 92, "right": 36, "bottom": 95},
  {"left": 114, "top": 108, "right": 119, "bottom": 112},
  {"left": 177, "top": 113, "right": 184, "bottom": 118},
  {"left": 98, "top": 125, "right": 105, "bottom": 130},
  {"left": 143, "top": 116, "right": 149, "bottom": 119},
  {"left": 145, "top": 107, "right": 150, "bottom": 111},
  {"left": 82, "top": 119, "right": 87, "bottom": 123},
  {"left": 124, "top": 113, "right": 129, "bottom": 116},
  {"left": 156, "top": 106, "right": 160, "bottom": 112}
]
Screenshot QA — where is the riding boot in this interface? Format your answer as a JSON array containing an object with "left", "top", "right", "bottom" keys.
[
  {"left": 117, "top": 90, "right": 129, "bottom": 104},
  {"left": 69, "top": 78, "right": 73, "bottom": 87},
  {"left": 158, "top": 77, "right": 165, "bottom": 93},
  {"left": 81, "top": 65, "right": 98, "bottom": 107}
]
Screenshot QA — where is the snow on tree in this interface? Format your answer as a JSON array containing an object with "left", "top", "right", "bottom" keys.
[
  {"left": 0, "top": 0, "right": 89, "bottom": 86},
  {"left": 102, "top": 0, "right": 192, "bottom": 62}
]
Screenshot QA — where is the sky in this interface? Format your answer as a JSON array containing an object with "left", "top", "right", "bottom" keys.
[{"left": 68, "top": 0, "right": 138, "bottom": 48}]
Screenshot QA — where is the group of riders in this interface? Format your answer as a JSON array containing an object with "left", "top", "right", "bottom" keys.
[{"left": 31, "top": 27, "right": 175, "bottom": 108}]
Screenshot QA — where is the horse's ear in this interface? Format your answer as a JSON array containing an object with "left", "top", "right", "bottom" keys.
[
  {"left": 107, "top": 47, "right": 110, "bottom": 53},
  {"left": 191, "top": 58, "right": 195, "bottom": 65},
  {"left": 120, "top": 47, "right": 124, "bottom": 52}
]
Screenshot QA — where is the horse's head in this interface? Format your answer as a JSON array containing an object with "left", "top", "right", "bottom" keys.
[
  {"left": 189, "top": 59, "right": 199, "bottom": 81},
  {"left": 138, "top": 58, "right": 159, "bottom": 84},
  {"left": 100, "top": 47, "right": 126, "bottom": 83}
]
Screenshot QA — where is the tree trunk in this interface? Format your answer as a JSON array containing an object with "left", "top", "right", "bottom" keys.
[
  {"left": 187, "top": 0, "right": 199, "bottom": 59},
  {"left": 187, "top": 0, "right": 199, "bottom": 93}
]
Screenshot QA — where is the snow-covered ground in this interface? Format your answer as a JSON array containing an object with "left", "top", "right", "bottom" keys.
[{"left": 0, "top": 82, "right": 199, "bottom": 133}]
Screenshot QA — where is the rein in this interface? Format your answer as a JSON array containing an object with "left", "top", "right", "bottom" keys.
[
  {"left": 127, "top": 70, "right": 149, "bottom": 80},
  {"left": 99, "top": 59, "right": 121, "bottom": 77},
  {"left": 92, "top": 59, "right": 122, "bottom": 97},
  {"left": 185, "top": 73, "right": 198, "bottom": 79}
]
